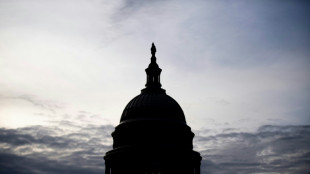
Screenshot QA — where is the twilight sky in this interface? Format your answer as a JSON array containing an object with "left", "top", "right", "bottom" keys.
[{"left": 0, "top": 0, "right": 310, "bottom": 173}]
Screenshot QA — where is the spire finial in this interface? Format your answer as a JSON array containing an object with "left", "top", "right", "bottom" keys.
[
  {"left": 143, "top": 42, "right": 162, "bottom": 91},
  {"left": 151, "top": 42, "right": 156, "bottom": 57}
]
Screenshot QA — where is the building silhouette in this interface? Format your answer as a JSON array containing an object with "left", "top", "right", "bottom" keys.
[{"left": 104, "top": 43, "right": 201, "bottom": 174}]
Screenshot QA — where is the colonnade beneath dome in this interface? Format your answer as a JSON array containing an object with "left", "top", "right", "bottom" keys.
[{"left": 105, "top": 165, "right": 201, "bottom": 174}]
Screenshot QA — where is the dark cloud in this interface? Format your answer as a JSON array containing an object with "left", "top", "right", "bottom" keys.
[
  {"left": 195, "top": 125, "right": 310, "bottom": 173},
  {"left": 1, "top": 124, "right": 309, "bottom": 173},
  {"left": 0, "top": 152, "right": 103, "bottom": 174},
  {"left": 0, "top": 123, "right": 113, "bottom": 174}
]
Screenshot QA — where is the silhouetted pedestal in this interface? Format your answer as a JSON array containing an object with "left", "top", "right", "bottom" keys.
[{"left": 104, "top": 43, "right": 201, "bottom": 174}]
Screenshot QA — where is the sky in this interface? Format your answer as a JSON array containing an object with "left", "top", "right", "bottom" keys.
[{"left": 0, "top": 0, "right": 310, "bottom": 173}]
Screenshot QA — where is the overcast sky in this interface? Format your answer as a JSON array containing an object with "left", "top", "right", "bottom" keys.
[{"left": 1, "top": 0, "right": 310, "bottom": 173}]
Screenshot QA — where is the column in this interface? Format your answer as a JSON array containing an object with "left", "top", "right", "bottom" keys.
[{"left": 105, "top": 165, "right": 110, "bottom": 174}]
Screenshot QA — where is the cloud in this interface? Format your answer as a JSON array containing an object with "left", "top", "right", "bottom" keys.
[
  {"left": 1, "top": 0, "right": 310, "bottom": 130},
  {"left": 1, "top": 123, "right": 309, "bottom": 174},
  {"left": 0, "top": 122, "right": 114, "bottom": 174},
  {"left": 0, "top": 94, "right": 63, "bottom": 113},
  {"left": 195, "top": 125, "right": 310, "bottom": 173},
  {"left": 0, "top": 153, "right": 104, "bottom": 174}
]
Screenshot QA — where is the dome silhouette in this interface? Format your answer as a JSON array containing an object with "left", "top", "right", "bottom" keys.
[
  {"left": 120, "top": 90, "right": 186, "bottom": 123},
  {"left": 104, "top": 43, "right": 201, "bottom": 174}
]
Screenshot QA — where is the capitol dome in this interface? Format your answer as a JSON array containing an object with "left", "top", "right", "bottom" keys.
[{"left": 104, "top": 43, "right": 201, "bottom": 174}]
